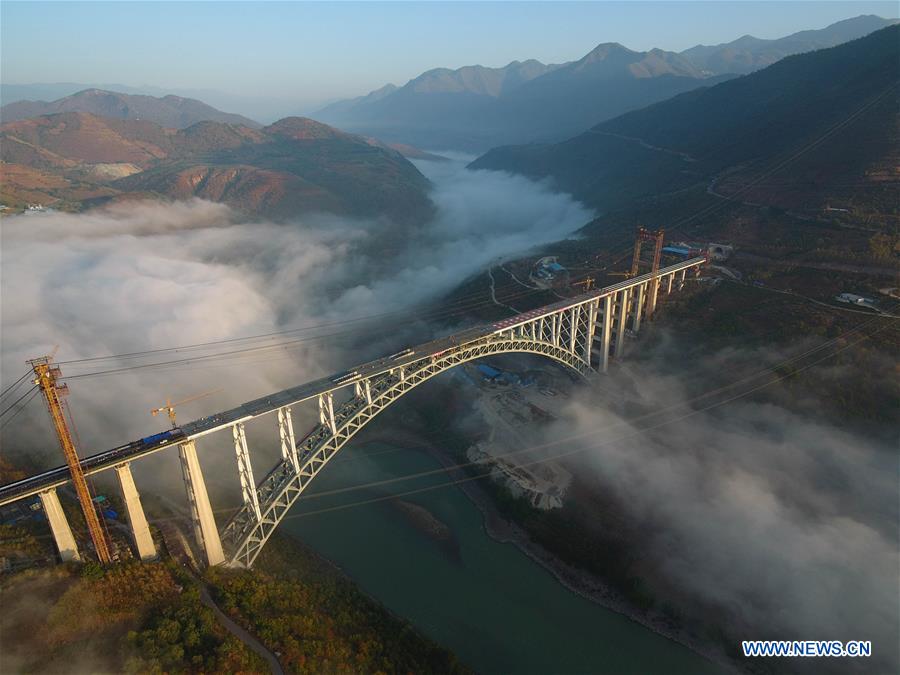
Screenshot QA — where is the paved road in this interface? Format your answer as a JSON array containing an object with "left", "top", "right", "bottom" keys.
[{"left": 198, "top": 582, "right": 286, "bottom": 675}]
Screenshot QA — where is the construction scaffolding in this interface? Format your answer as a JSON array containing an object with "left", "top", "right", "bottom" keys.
[{"left": 630, "top": 226, "right": 665, "bottom": 278}]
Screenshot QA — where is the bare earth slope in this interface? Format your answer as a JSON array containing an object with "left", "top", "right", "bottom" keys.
[{"left": 0, "top": 112, "right": 434, "bottom": 224}]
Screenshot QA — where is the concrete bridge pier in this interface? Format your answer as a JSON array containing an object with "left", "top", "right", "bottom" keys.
[
  {"left": 678, "top": 269, "right": 687, "bottom": 291},
  {"left": 179, "top": 440, "right": 225, "bottom": 566},
  {"left": 39, "top": 488, "right": 80, "bottom": 562},
  {"left": 667, "top": 273, "right": 675, "bottom": 294},
  {"left": 599, "top": 295, "right": 613, "bottom": 372},
  {"left": 647, "top": 276, "right": 660, "bottom": 319},
  {"left": 115, "top": 462, "right": 157, "bottom": 561},
  {"left": 632, "top": 283, "right": 646, "bottom": 333},
  {"left": 614, "top": 288, "right": 631, "bottom": 358}
]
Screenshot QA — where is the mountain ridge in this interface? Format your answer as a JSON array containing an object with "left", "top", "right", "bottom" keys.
[
  {"left": 469, "top": 26, "right": 899, "bottom": 222},
  {"left": 0, "top": 112, "right": 434, "bottom": 224},
  {"left": 0, "top": 88, "right": 261, "bottom": 129},
  {"left": 682, "top": 14, "right": 898, "bottom": 74},
  {"left": 317, "top": 43, "right": 723, "bottom": 150},
  {"left": 316, "top": 14, "right": 895, "bottom": 151}
]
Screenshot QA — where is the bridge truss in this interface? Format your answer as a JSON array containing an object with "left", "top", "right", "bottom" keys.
[{"left": 0, "top": 256, "right": 705, "bottom": 567}]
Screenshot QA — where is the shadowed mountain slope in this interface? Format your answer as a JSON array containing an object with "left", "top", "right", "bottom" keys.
[
  {"left": 317, "top": 47, "right": 723, "bottom": 151},
  {"left": 316, "top": 16, "right": 894, "bottom": 152},
  {"left": 682, "top": 14, "right": 898, "bottom": 75},
  {"left": 470, "top": 26, "right": 899, "bottom": 219}
]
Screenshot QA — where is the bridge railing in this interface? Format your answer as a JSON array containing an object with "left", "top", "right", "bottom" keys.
[{"left": 0, "top": 256, "right": 706, "bottom": 566}]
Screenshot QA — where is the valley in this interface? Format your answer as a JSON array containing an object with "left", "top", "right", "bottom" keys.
[{"left": 1, "top": 6, "right": 897, "bottom": 675}]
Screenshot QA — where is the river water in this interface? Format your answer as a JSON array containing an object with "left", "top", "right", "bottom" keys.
[{"left": 280, "top": 441, "right": 722, "bottom": 674}]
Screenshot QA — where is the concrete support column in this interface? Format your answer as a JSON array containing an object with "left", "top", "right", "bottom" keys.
[
  {"left": 632, "top": 283, "right": 646, "bottom": 333},
  {"left": 615, "top": 288, "right": 630, "bottom": 358},
  {"left": 667, "top": 273, "right": 675, "bottom": 294},
  {"left": 39, "top": 488, "right": 80, "bottom": 562},
  {"left": 584, "top": 301, "right": 597, "bottom": 365},
  {"left": 647, "top": 276, "right": 660, "bottom": 319},
  {"left": 600, "top": 294, "right": 613, "bottom": 372},
  {"left": 115, "top": 462, "right": 157, "bottom": 561},
  {"left": 178, "top": 440, "right": 225, "bottom": 566},
  {"left": 568, "top": 306, "right": 580, "bottom": 354},
  {"left": 678, "top": 269, "right": 687, "bottom": 290},
  {"left": 278, "top": 407, "right": 300, "bottom": 474}
]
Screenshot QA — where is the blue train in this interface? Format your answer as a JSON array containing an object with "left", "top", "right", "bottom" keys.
[{"left": 0, "top": 428, "right": 187, "bottom": 503}]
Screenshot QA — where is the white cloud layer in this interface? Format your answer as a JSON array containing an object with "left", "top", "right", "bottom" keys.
[
  {"left": 0, "top": 159, "right": 591, "bottom": 481},
  {"left": 540, "top": 341, "right": 898, "bottom": 671}
]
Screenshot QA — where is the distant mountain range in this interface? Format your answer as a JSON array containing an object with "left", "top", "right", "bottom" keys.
[
  {"left": 682, "top": 14, "right": 897, "bottom": 75},
  {"left": 0, "top": 89, "right": 261, "bottom": 129},
  {"left": 317, "top": 15, "right": 896, "bottom": 151},
  {"left": 0, "top": 113, "right": 433, "bottom": 224},
  {"left": 470, "top": 25, "right": 899, "bottom": 219},
  {"left": 317, "top": 44, "right": 724, "bottom": 151}
]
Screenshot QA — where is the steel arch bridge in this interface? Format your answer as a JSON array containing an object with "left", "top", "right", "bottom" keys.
[
  {"left": 0, "top": 257, "right": 705, "bottom": 568},
  {"left": 222, "top": 332, "right": 593, "bottom": 566}
]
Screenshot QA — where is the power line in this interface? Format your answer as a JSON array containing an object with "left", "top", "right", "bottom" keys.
[
  {"left": 179, "top": 314, "right": 891, "bottom": 527},
  {"left": 287, "top": 312, "right": 893, "bottom": 504},
  {"left": 54, "top": 251, "right": 631, "bottom": 381},
  {"left": 278, "top": 318, "right": 892, "bottom": 521},
  {"left": 0, "top": 371, "right": 32, "bottom": 401},
  {"left": 0, "top": 385, "right": 38, "bottom": 420},
  {"left": 0, "top": 388, "right": 40, "bottom": 431}
]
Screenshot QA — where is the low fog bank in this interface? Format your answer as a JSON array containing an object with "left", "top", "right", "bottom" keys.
[
  {"left": 0, "top": 159, "right": 591, "bottom": 499},
  {"left": 535, "top": 334, "right": 898, "bottom": 671}
]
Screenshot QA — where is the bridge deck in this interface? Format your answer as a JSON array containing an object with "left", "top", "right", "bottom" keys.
[{"left": 0, "top": 256, "right": 704, "bottom": 507}]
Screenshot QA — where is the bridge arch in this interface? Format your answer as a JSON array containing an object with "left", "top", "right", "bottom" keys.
[{"left": 223, "top": 335, "right": 591, "bottom": 567}]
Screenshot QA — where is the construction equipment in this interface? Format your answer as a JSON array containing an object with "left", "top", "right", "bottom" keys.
[
  {"left": 29, "top": 355, "right": 112, "bottom": 563},
  {"left": 630, "top": 227, "right": 665, "bottom": 278},
  {"left": 572, "top": 277, "right": 595, "bottom": 292},
  {"left": 152, "top": 389, "right": 222, "bottom": 428}
]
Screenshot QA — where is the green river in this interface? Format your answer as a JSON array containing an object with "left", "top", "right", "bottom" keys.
[{"left": 282, "top": 442, "right": 723, "bottom": 674}]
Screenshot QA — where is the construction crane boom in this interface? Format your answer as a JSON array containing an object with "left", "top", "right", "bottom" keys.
[
  {"left": 30, "top": 356, "right": 111, "bottom": 564},
  {"left": 152, "top": 388, "right": 221, "bottom": 428}
]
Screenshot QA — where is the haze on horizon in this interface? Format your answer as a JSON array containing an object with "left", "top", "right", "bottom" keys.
[{"left": 2, "top": 0, "right": 898, "bottom": 121}]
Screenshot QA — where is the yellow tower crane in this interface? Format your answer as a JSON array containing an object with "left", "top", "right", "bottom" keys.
[
  {"left": 572, "top": 277, "right": 595, "bottom": 292},
  {"left": 151, "top": 389, "right": 222, "bottom": 428},
  {"left": 29, "top": 355, "right": 112, "bottom": 564}
]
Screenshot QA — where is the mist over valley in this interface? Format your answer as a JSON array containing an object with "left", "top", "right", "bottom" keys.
[{"left": 1, "top": 4, "right": 897, "bottom": 674}]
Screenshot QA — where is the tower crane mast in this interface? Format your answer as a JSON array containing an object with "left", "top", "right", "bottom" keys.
[{"left": 29, "top": 355, "right": 112, "bottom": 564}]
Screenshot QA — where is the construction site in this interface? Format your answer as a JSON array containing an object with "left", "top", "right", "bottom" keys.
[
  {"left": 462, "top": 359, "right": 574, "bottom": 510},
  {"left": 464, "top": 226, "right": 699, "bottom": 511}
]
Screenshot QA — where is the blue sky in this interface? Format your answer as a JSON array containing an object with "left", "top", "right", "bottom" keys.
[{"left": 2, "top": 1, "right": 897, "bottom": 112}]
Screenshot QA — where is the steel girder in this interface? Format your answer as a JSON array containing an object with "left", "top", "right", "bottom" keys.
[{"left": 222, "top": 331, "right": 593, "bottom": 567}]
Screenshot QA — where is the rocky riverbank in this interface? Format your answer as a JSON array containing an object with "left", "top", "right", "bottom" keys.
[{"left": 358, "top": 430, "right": 738, "bottom": 674}]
